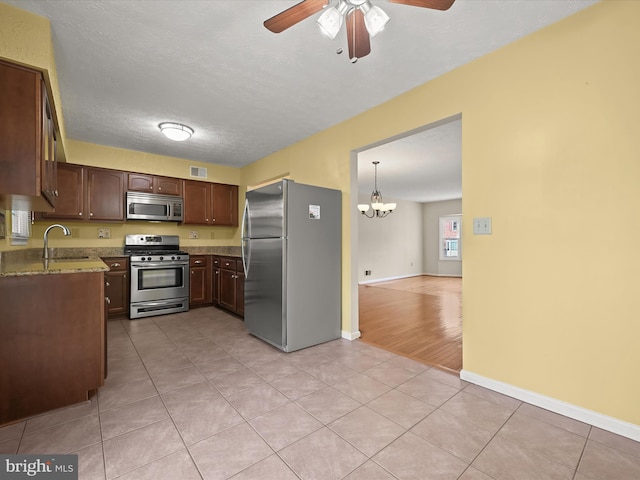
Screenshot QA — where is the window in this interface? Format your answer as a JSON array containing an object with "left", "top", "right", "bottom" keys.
[
  {"left": 439, "top": 215, "right": 461, "bottom": 261},
  {"left": 11, "top": 210, "right": 31, "bottom": 246}
]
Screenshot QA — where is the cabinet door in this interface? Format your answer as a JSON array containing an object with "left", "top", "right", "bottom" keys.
[
  {"left": 103, "top": 257, "right": 129, "bottom": 318},
  {"left": 156, "top": 176, "right": 182, "bottom": 196},
  {"left": 87, "top": 168, "right": 125, "bottom": 221},
  {"left": 212, "top": 256, "right": 220, "bottom": 305},
  {"left": 0, "top": 61, "right": 55, "bottom": 211},
  {"left": 190, "top": 267, "right": 207, "bottom": 305},
  {"left": 189, "top": 256, "right": 211, "bottom": 306},
  {"left": 127, "top": 173, "right": 154, "bottom": 193},
  {"left": 219, "top": 268, "right": 237, "bottom": 311},
  {"left": 40, "top": 82, "right": 57, "bottom": 206},
  {"left": 212, "top": 184, "right": 238, "bottom": 226},
  {"left": 236, "top": 270, "right": 245, "bottom": 317},
  {"left": 42, "top": 163, "right": 84, "bottom": 219},
  {"left": 183, "top": 180, "right": 211, "bottom": 224}
]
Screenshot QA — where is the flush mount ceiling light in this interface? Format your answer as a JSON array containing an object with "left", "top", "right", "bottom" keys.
[
  {"left": 158, "top": 122, "right": 194, "bottom": 142},
  {"left": 264, "top": 0, "right": 455, "bottom": 63},
  {"left": 358, "top": 161, "right": 396, "bottom": 218}
]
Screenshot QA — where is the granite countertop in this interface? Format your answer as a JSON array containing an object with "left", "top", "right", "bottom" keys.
[
  {"left": 0, "top": 257, "right": 109, "bottom": 277},
  {"left": 0, "top": 246, "right": 242, "bottom": 277}
]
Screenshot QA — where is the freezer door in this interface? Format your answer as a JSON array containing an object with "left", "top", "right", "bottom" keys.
[
  {"left": 244, "top": 181, "right": 286, "bottom": 239},
  {"left": 244, "top": 237, "right": 285, "bottom": 349},
  {"left": 285, "top": 182, "right": 342, "bottom": 351}
]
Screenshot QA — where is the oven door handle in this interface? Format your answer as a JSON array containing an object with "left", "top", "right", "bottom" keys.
[{"left": 131, "top": 262, "right": 188, "bottom": 268}]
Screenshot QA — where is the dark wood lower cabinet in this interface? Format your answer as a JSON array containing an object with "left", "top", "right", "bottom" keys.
[
  {"left": 217, "top": 256, "right": 244, "bottom": 317},
  {"left": 0, "top": 272, "right": 105, "bottom": 426},
  {"left": 189, "top": 255, "right": 212, "bottom": 307},
  {"left": 102, "top": 257, "right": 129, "bottom": 318}
]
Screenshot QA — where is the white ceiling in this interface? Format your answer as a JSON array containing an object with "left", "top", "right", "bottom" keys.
[{"left": 5, "top": 0, "right": 598, "bottom": 202}]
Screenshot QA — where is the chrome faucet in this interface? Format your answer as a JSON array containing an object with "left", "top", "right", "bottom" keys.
[{"left": 43, "top": 224, "right": 71, "bottom": 260}]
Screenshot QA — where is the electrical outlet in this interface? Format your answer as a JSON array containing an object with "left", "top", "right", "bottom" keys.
[
  {"left": 365, "top": 270, "right": 372, "bottom": 276},
  {"left": 189, "top": 230, "right": 199, "bottom": 239},
  {"left": 97, "top": 228, "right": 111, "bottom": 239}
]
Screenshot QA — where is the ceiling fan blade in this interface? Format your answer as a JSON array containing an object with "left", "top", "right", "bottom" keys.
[
  {"left": 388, "top": 0, "right": 455, "bottom": 10},
  {"left": 346, "top": 8, "right": 371, "bottom": 61},
  {"left": 264, "top": 0, "right": 328, "bottom": 33}
]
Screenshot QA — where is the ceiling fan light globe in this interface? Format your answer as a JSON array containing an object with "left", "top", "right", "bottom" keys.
[
  {"left": 358, "top": 204, "right": 370, "bottom": 213},
  {"left": 386, "top": 203, "right": 397, "bottom": 211},
  {"left": 317, "top": 7, "right": 343, "bottom": 39},
  {"left": 371, "top": 202, "right": 384, "bottom": 210},
  {"left": 363, "top": 5, "right": 390, "bottom": 37}
]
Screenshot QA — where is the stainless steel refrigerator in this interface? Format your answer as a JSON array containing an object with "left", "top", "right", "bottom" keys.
[{"left": 241, "top": 179, "right": 341, "bottom": 352}]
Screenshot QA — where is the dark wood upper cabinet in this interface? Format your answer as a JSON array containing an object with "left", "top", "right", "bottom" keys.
[
  {"left": 44, "top": 164, "right": 124, "bottom": 221},
  {"left": 212, "top": 183, "right": 239, "bottom": 227},
  {"left": 87, "top": 168, "right": 125, "bottom": 221},
  {"left": 183, "top": 180, "right": 210, "bottom": 225},
  {"left": 183, "top": 180, "right": 238, "bottom": 226},
  {"left": 0, "top": 60, "right": 58, "bottom": 211},
  {"left": 42, "top": 163, "right": 84, "bottom": 219},
  {"left": 127, "top": 173, "right": 182, "bottom": 196}
]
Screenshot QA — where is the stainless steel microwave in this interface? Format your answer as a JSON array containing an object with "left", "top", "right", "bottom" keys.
[{"left": 126, "top": 191, "right": 183, "bottom": 222}]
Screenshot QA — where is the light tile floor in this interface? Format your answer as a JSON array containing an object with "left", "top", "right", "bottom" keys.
[{"left": 2, "top": 308, "right": 640, "bottom": 479}]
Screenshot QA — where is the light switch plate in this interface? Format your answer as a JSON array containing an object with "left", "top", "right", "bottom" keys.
[
  {"left": 97, "top": 228, "right": 111, "bottom": 239},
  {"left": 473, "top": 217, "right": 492, "bottom": 235},
  {"left": 189, "top": 230, "right": 199, "bottom": 239}
]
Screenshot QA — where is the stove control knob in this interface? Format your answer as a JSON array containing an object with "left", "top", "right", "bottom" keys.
[
  {"left": 171, "top": 256, "right": 176, "bottom": 260},
  {"left": 159, "top": 256, "right": 164, "bottom": 261},
  {"left": 147, "top": 257, "right": 152, "bottom": 261}
]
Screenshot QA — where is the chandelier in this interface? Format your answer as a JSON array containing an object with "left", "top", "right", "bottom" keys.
[{"left": 358, "top": 161, "right": 396, "bottom": 218}]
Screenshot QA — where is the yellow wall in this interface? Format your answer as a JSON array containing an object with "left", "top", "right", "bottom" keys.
[
  {"left": 0, "top": 2, "right": 67, "bottom": 148},
  {"left": 246, "top": 0, "right": 640, "bottom": 427},
  {"left": 2, "top": 0, "right": 639, "bottom": 427}
]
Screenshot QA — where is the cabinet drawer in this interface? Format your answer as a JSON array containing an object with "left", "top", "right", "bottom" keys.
[
  {"left": 220, "top": 257, "right": 237, "bottom": 270},
  {"left": 190, "top": 255, "right": 209, "bottom": 268},
  {"left": 102, "top": 257, "right": 128, "bottom": 271}
]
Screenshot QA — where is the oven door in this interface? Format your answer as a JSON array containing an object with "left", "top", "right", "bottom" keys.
[{"left": 130, "top": 262, "right": 189, "bottom": 303}]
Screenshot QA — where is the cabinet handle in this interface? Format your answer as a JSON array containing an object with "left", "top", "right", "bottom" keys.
[
  {"left": 212, "top": 218, "right": 216, "bottom": 222},
  {"left": 78, "top": 212, "right": 82, "bottom": 216},
  {"left": 111, "top": 263, "right": 120, "bottom": 267},
  {"left": 90, "top": 213, "right": 94, "bottom": 217},
  {"left": 158, "top": 187, "right": 162, "bottom": 191},
  {"left": 55, "top": 190, "right": 59, "bottom": 196},
  {"left": 105, "top": 281, "right": 110, "bottom": 287},
  {"left": 194, "top": 260, "right": 203, "bottom": 265},
  {"left": 105, "top": 297, "right": 111, "bottom": 304},
  {"left": 191, "top": 270, "right": 195, "bottom": 274}
]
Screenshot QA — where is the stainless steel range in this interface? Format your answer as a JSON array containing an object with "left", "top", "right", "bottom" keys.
[{"left": 125, "top": 234, "right": 190, "bottom": 319}]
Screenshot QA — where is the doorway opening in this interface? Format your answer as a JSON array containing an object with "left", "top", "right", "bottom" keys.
[{"left": 351, "top": 114, "right": 462, "bottom": 372}]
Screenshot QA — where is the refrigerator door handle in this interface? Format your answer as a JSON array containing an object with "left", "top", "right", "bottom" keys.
[{"left": 241, "top": 199, "right": 250, "bottom": 277}]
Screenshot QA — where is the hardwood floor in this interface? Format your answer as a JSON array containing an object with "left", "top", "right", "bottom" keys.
[{"left": 358, "top": 275, "right": 462, "bottom": 373}]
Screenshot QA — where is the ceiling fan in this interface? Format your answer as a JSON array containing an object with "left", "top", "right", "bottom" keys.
[{"left": 264, "top": 0, "right": 455, "bottom": 63}]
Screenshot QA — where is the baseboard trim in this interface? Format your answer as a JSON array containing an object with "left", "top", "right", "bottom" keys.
[
  {"left": 359, "top": 273, "right": 462, "bottom": 284},
  {"left": 359, "top": 273, "right": 422, "bottom": 285},
  {"left": 460, "top": 370, "right": 640, "bottom": 442},
  {"left": 342, "top": 330, "right": 361, "bottom": 341}
]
